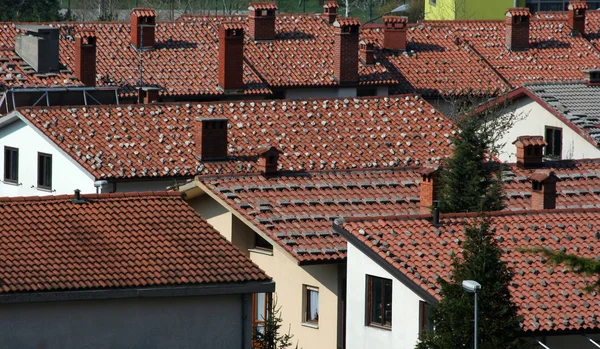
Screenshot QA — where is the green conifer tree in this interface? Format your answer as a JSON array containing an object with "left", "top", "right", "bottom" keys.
[
  {"left": 417, "top": 216, "right": 529, "bottom": 349},
  {"left": 438, "top": 116, "right": 504, "bottom": 213}
]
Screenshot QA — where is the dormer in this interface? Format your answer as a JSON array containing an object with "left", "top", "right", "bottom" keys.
[
  {"left": 257, "top": 146, "right": 282, "bottom": 176},
  {"left": 131, "top": 8, "right": 156, "bottom": 49},
  {"left": 513, "top": 136, "right": 546, "bottom": 169},
  {"left": 505, "top": 8, "right": 530, "bottom": 51}
]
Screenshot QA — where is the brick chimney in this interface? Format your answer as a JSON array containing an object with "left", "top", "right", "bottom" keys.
[
  {"left": 249, "top": 2, "right": 277, "bottom": 41},
  {"left": 333, "top": 18, "right": 360, "bottom": 84},
  {"left": 568, "top": 1, "right": 588, "bottom": 35},
  {"left": 513, "top": 136, "right": 546, "bottom": 169},
  {"left": 529, "top": 171, "right": 559, "bottom": 210},
  {"left": 505, "top": 8, "right": 530, "bottom": 51},
  {"left": 419, "top": 167, "right": 440, "bottom": 215},
  {"left": 219, "top": 23, "right": 245, "bottom": 92},
  {"left": 131, "top": 8, "right": 156, "bottom": 49},
  {"left": 74, "top": 30, "right": 96, "bottom": 87},
  {"left": 383, "top": 16, "right": 408, "bottom": 51},
  {"left": 359, "top": 39, "right": 375, "bottom": 66},
  {"left": 323, "top": 1, "right": 339, "bottom": 25},
  {"left": 257, "top": 145, "right": 281, "bottom": 176},
  {"left": 584, "top": 69, "right": 600, "bottom": 86},
  {"left": 196, "top": 118, "right": 228, "bottom": 161}
]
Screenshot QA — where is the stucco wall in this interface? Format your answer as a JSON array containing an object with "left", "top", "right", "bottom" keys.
[
  {"left": 285, "top": 87, "right": 358, "bottom": 99},
  {"left": 425, "top": 0, "right": 516, "bottom": 20},
  {"left": 192, "top": 194, "right": 341, "bottom": 349},
  {"left": 497, "top": 97, "right": 600, "bottom": 163},
  {"left": 346, "top": 242, "right": 425, "bottom": 349},
  {"left": 1, "top": 294, "right": 250, "bottom": 349},
  {"left": 0, "top": 118, "right": 96, "bottom": 197}
]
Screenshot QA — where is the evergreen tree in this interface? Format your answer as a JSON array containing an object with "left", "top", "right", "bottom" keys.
[
  {"left": 438, "top": 116, "right": 504, "bottom": 213},
  {"left": 0, "top": 0, "right": 61, "bottom": 22},
  {"left": 417, "top": 216, "right": 528, "bottom": 349},
  {"left": 253, "top": 296, "right": 299, "bottom": 349}
]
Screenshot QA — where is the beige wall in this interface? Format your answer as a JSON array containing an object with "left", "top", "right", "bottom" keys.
[{"left": 189, "top": 194, "right": 341, "bottom": 349}]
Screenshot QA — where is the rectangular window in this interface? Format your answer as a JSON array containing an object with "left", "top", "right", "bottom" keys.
[
  {"left": 303, "top": 285, "right": 319, "bottom": 324},
  {"left": 4, "top": 146, "right": 18, "bottom": 183},
  {"left": 252, "top": 293, "right": 271, "bottom": 336},
  {"left": 544, "top": 127, "right": 562, "bottom": 159},
  {"left": 37, "top": 152, "right": 52, "bottom": 190},
  {"left": 419, "top": 301, "right": 433, "bottom": 338},
  {"left": 254, "top": 233, "right": 273, "bottom": 251},
  {"left": 366, "top": 275, "right": 392, "bottom": 328}
]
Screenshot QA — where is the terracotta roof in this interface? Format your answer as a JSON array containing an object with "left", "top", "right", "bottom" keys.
[
  {"left": 513, "top": 135, "right": 547, "bottom": 147},
  {"left": 383, "top": 16, "right": 408, "bottom": 25},
  {"left": 335, "top": 18, "right": 361, "bottom": 27},
  {"left": 506, "top": 8, "right": 532, "bottom": 17},
  {"left": 340, "top": 208, "right": 600, "bottom": 333},
  {"left": 15, "top": 95, "right": 455, "bottom": 179},
  {"left": 131, "top": 8, "right": 156, "bottom": 17},
  {"left": 527, "top": 171, "right": 556, "bottom": 183},
  {"left": 0, "top": 191, "right": 270, "bottom": 294},
  {"left": 249, "top": 2, "right": 278, "bottom": 11},
  {"left": 198, "top": 167, "right": 427, "bottom": 263},
  {"left": 323, "top": 1, "right": 339, "bottom": 9},
  {"left": 568, "top": 1, "right": 589, "bottom": 11}
]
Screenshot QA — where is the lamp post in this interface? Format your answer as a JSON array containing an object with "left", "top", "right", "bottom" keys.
[
  {"left": 462, "top": 280, "right": 481, "bottom": 349},
  {"left": 364, "top": 4, "right": 410, "bottom": 25}
]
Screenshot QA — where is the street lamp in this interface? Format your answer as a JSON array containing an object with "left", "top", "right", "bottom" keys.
[
  {"left": 365, "top": 4, "right": 410, "bottom": 25},
  {"left": 462, "top": 280, "right": 482, "bottom": 349}
]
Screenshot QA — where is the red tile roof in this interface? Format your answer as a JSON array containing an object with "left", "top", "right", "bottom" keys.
[
  {"left": 339, "top": 208, "right": 600, "bottom": 333},
  {"left": 198, "top": 167, "right": 427, "bottom": 263},
  {"left": 335, "top": 18, "right": 361, "bottom": 27},
  {"left": 506, "top": 8, "right": 532, "bottom": 17},
  {"left": 568, "top": 1, "right": 589, "bottom": 11},
  {"left": 323, "top": 1, "right": 339, "bottom": 9},
  {"left": 16, "top": 95, "right": 456, "bottom": 179},
  {"left": 0, "top": 191, "right": 270, "bottom": 294},
  {"left": 513, "top": 135, "right": 547, "bottom": 147},
  {"left": 249, "top": 2, "right": 278, "bottom": 11},
  {"left": 131, "top": 8, "right": 156, "bottom": 17}
]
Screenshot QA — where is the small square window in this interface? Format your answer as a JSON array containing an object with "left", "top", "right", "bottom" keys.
[
  {"left": 303, "top": 285, "right": 319, "bottom": 324},
  {"left": 366, "top": 275, "right": 392, "bottom": 328},
  {"left": 37, "top": 152, "right": 52, "bottom": 190},
  {"left": 4, "top": 146, "right": 18, "bottom": 183}
]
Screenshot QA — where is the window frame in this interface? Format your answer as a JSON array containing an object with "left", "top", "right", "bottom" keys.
[
  {"left": 544, "top": 126, "right": 562, "bottom": 159},
  {"left": 3, "top": 146, "right": 18, "bottom": 184},
  {"left": 252, "top": 292, "right": 271, "bottom": 339},
  {"left": 303, "top": 285, "right": 319, "bottom": 326},
  {"left": 37, "top": 152, "right": 52, "bottom": 190},
  {"left": 365, "top": 275, "right": 393, "bottom": 329},
  {"left": 419, "top": 301, "right": 433, "bottom": 338}
]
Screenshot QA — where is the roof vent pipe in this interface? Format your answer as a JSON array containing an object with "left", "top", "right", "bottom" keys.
[
  {"left": 432, "top": 202, "right": 440, "bottom": 226},
  {"left": 72, "top": 189, "right": 87, "bottom": 204}
]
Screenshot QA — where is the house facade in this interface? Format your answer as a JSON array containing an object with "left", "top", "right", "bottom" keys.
[
  {"left": 0, "top": 191, "right": 274, "bottom": 349},
  {"left": 336, "top": 209, "right": 600, "bottom": 349}
]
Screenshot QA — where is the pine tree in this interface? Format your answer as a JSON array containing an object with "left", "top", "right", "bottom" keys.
[
  {"left": 0, "top": 0, "right": 61, "bottom": 22},
  {"left": 253, "top": 296, "right": 299, "bottom": 349},
  {"left": 417, "top": 216, "right": 528, "bottom": 349},
  {"left": 438, "top": 116, "right": 504, "bottom": 213}
]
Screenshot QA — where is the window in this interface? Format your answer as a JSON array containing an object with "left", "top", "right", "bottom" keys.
[
  {"left": 429, "top": 0, "right": 436, "bottom": 6},
  {"left": 419, "top": 301, "right": 433, "bottom": 338},
  {"left": 366, "top": 275, "right": 392, "bottom": 328},
  {"left": 4, "top": 147, "right": 18, "bottom": 183},
  {"left": 37, "top": 152, "right": 52, "bottom": 190},
  {"left": 252, "top": 293, "right": 271, "bottom": 336},
  {"left": 545, "top": 127, "right": 562, "bottom": 159},
  {"left": 254, "top": 233, "right": 273, "bottom": 251},
  {"left": 303, "top": 285, "right": 319, "bottom": 325}
]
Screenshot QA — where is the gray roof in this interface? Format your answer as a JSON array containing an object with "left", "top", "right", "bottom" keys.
[{"left": 525, "top": 82, "right": 600, "bottom": 146}]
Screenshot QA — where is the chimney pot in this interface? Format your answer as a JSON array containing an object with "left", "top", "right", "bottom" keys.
[
  {"left": 257, "top": 146, "right": 281, "bottom": 176},
  {"left": 249, "top": 2, "right": 278, "bottom": 41},
  {"left": 568, "top": 1, "right": 588, "bottom": 35},
  {"left": 219, "top": 22, "right": 245, "bottom": 92},
  {"left": 383, "top": 16, "right": 408, "bottom": 51},
  {"left": 419, "top": 167, "right": 440, "bottom": 214},
  {"left": 513, "top": 136, "right": 546, "bottom": 169},
  {"left": 131, "top": 8, "right": 156, "bottom": 49},
  {"left": 333, "top": 18, "right": 361, "bottom": 84},
  {"left": 196, "top": 118, "right": 228, "bottom": 161},
  {"left": 74, "top": 30, "right": 97, "bottom": 87},
  {"left": 505, "top": 8, "right": 530, "bottom": 51},
  {"left": 529, "top": 171, "right": 559, "bottom": 210},
  {"left": 323, "top": 1, "right": 339, "bottom": 25},
  {"left": 360, "top": 39, "right": 375, "bottom": 66}
]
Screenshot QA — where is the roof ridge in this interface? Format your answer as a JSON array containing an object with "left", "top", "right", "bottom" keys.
[{"left": 0, "top": 191, "right": 181, "bottom": 203}]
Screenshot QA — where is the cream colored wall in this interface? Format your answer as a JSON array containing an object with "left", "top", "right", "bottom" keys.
[{"left": 190, "top": 194, "right": 341, "bottom": 349}]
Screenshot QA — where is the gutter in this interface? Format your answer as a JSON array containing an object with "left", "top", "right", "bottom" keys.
[{"left": 0, "top": 280, "right": 275, "bottom": 304}]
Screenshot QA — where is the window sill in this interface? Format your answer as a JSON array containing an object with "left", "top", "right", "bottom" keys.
[
  {"left": 249, "top": 248, "right": 273, "bottom": 256},
  {"left": 2, "top": 181, "right": 18, "bottom": 186},
  {"left": 367, "top": 323, "right": 392, "bottom": 331},
  {"left": 301, "top": 322, "right": 319, "bottom": 329},
  {"left": 37, "top": 187, "right": 53, "bottom": 193}
]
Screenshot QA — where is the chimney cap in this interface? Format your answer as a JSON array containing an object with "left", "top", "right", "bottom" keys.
[
  {"left": 334, "top": 17, "right": 361, "bottom": 28},
  {"left": 568, "top": 1, "right": 588, "bottom": 10},
  {"left": 383, "top": 16, "right": 408, "bottom": 25},
  {"left": 249, "top": 2, "right": 278, "bottom": 11},
  {"left": 359, "top": 38, "right": 376, "bottom": 46},
  {"left": 75, "top": 29, "right": 97, "bottom": 39},
  {"left": 506, "top": 8, "right": 531, "bottom": 17},
  {"left": 513, "top": 135, "right": 547, "bottom": 147},
  {"left": 419, "top": 166, "right": 441, "bottom": 177},
  {"left": 529, "top": 171, "right": 559, "bottom": 183},
  {"left": 324, "top": 1, "right": 339, "bottom": 8},
  {"left": 131, "top": 8, "right": 156, "bottom": 17},
  {"left": 222, "top": 22, "right": 245, "bottom": 31}
]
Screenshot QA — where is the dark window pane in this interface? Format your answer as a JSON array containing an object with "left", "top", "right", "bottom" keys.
[
  {"left": 371, "top": 278, "right": 382, "bottom": 324},
  {"left": 37, "top": 153, "right": 52, "bottom": 189},
  {"left": 554, "top": 129, "right": 562, "bottom": 157},
  {"left": 384, "top": 279, "right": 393, "bottom": 326}
]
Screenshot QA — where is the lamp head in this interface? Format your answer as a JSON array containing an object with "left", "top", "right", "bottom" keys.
[
  {"left": 462, "top": 280, "right": 481, "bottom": 293},
  {"left": 94, "top": 180, "right": 109, "bottom": 188},
  {"left": 391, "top": 4, "right": 410, "bottom": 13}
]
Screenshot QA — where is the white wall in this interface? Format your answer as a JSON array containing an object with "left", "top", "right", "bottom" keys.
[
  {"left": 0, "top": 119, "right": 96, "bottom": 197},
  {"left": 498, "top": 98, "right": 600, "bottom": 163},
  {"left": 346, "top": 242, "right": 425, "bottom": 349}
]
